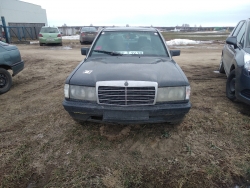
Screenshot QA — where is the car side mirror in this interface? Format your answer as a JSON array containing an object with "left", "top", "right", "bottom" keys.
[
  {"left": 170, "top": 50, "right": 180, "bottom": 56},
  {"left": 81, "top": 47, "right": 89, "bottom": 55},
  {"left": 226, "top": 36, "right": 237, "bottom": 48},
  {"left": 60, "top": 32, "right": 63, "bottom": 35}
]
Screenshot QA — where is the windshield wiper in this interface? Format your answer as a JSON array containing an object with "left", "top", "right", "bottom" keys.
[{"left": 93, "top": 50, "right": 123, "bottom": 56}]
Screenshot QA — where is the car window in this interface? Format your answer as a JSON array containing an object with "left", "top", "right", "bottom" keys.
[
  {"left": 40, "top": 27, "right": 59, "bottom": 33},
  {"left": 81, "top": 27, "right": 97, "bottom": 32},
  {"left": 237, "top": 22, "right": 246, "bottom": 47},
  {"left": 247, "top": 23, "right": 250, "bottom": 47},
  {"left": 232, "top": 21, "right": 244, "bottom": 37},
  {"left": 91, "top": 31, "right": 168, "bottom": 57}
]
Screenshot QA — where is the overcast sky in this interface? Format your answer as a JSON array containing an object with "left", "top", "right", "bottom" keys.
[{"left": 21, "top": 0, "right": 250, "bottom": 27}]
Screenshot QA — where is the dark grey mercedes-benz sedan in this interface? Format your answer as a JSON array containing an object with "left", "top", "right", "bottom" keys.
[
  {"left": 63, "top": 27, "right": 191, "bottom": 124},
  {"left": 219, "top": 18, "right": 250, "bottom": 104}
]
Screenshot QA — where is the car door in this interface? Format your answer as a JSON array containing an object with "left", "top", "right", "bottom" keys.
[{"left": 223, "top": 21, "right": 245, "bottom": 75}]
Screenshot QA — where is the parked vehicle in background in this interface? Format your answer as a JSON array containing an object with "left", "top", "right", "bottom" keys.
[
  {"left": 63, "top": 27, "right": 191, "bottom": 124},
  {"left": 219, "top": 18, "right": 250, "bottom": 104},
  {"left": 79, "top": 26, "right": 98, "bottom": 44},
  {"left": 0, "top": 41, "right": 24, "bottom": 94},
  {"left": 39, "top": 27, "right": 62, "bottom": 46}
]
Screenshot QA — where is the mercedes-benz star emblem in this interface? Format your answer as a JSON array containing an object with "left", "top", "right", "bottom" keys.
[{"left": 124, "top": 81, "right": 128, "bottom": 87}]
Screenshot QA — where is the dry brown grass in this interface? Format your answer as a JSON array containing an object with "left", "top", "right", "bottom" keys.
[{"left": 0, "top": 41, "right": 250, "bottom": 188}]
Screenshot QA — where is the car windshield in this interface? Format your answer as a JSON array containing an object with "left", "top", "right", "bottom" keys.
[
  {"left": 247, "top": 24, "right": 250, "bottom": 48},
  {"left": 81, "top": 27, "right": 97, "bottom": 32},
  {"left": 40, "top": 27, "right": 59, "bottom": 33},
  {"left": 91, "top": 31, "right": 168, "bottom": 57}
]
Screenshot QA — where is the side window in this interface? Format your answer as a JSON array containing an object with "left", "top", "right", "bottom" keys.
[
  {"left": 232, "top": 21, "right": 244, "bottom": 37},
  {"left": 240, "top": 35, "right": 245, "bottom": 47},
  {"left": 237, "top": 22, "right": 246, "bottom": 46},
  {"left": 247, "top": 24, "right": 250, "bottom": 47}
]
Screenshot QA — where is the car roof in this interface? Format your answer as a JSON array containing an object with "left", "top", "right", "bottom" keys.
[
  {"left": 81, "top": 26, "right": 96, "bottom": 28},
  {"left": 102, "top": 27, "right": 158, "bottom": 32},
  {"left": 41, "top": 26, "right": 58, "bottom": 29}
]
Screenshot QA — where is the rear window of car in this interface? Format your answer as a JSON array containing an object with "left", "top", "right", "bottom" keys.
[
  {"left": 81, "top": 27, "right": 97, "bottom": 32},
  {"left": 91, "top": 31, "right": 169, "bottom": 57},
  {"left": 40, "top": 27, "right": 59, "bottom": 33}
]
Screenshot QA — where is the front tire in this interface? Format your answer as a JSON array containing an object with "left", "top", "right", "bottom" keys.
[
  {"left": 0, "top": 68, "right": 12, "bottom": 94},
  {"left": 226, "top": 69, "right": 236, "bottom": 101},
  {"left": 219, "top": 55, "right": 225, "bottom": 73}
]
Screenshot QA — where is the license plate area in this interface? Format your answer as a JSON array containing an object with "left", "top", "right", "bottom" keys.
[{"left": 103, "top": 111, "right": 149, "bottom": 121}]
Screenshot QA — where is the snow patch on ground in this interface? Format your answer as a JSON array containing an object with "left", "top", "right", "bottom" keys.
[
  {"left": 62, "top": 35, "right": 79, "bottom": 40},
  {"left": 166, "top": 39, "right": 212, "bottom": 45},
  {"left": 30, "top": 41, "right": 39, "bottom": 44}
]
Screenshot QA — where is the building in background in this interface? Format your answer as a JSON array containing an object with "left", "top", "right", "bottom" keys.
[
  {"left": 0, "top": 0, "right": 47, "bottom": 42},
  {"left": 0, "top": 0, "right": 47, "bottom": 27}
]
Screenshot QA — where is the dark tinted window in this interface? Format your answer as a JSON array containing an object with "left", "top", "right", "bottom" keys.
[
  {"left": 237, "top": 22, "right": 246, "bottom": 47},
  {"left": 232, "top": 21, "right": 244, "bottom": 37},
  {"left": 81, "top": 27, "right": 97, "bottom": 32},
  {"left": 91, "top": 31, "right": 168, "bottom": 57},
  {"left": 40, "top": 27, "right": 59, "bottom": 33}
]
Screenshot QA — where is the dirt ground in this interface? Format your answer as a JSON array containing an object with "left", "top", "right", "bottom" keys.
[{"left": 1, "top": 41, "right": 250, "bottom": 188}]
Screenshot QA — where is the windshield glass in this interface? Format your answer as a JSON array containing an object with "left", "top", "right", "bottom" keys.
[
  {"left": 40, "top": 27, "right": 59, "bottom": 33},
  {"left": 81, "top": 27, "right": 97, "bottom": 32},
  {"left": 91, "top": 31, "right": 168, "bottom": 57},
  {"left": 247, "top": 24, "right": 250, "bottom": 47}
]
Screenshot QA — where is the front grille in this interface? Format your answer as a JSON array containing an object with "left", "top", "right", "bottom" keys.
[
  {"left": 97, "top": 85, "right": 156, "bottom": 106},
  {"left": 241, "top": 89, "right": 250, "bottom": 98}
]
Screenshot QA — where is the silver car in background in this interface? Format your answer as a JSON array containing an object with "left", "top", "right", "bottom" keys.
[{"left": 79, "top": 26, "right": 98, "bottom": 44}]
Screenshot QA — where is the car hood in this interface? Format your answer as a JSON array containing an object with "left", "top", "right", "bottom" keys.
[{"left": 69, "top": 57, "right": 189, "bottom": 87}]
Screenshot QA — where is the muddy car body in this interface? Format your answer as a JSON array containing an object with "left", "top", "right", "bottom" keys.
[
  {"left": 219, "top": 18, "right": 250, "bottom": 104},
  {"left": 0, "top": 41, "right": 24, "bottom": 94},
  {"left": 63, "top": 27, "right": 191, "bottom": 124}
]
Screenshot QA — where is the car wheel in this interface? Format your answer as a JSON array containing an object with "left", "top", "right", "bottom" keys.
[
  {"left": 0, "top": 68, "right": 12, "bottom": 94},
  {"left": 80, "top": 41, "right": 84, "bottom": 45},
  {"left": 226, "top": 69, "right": 236, "bottom": 101},
  {"left": 39, "top": 43, "right": 43, "bottom": 46},
  {"left": 59, "top": 43, "right": 62, "bottom": 46},
  {"left": 219, "top": 55, "right": 225, "bottom": 73}
]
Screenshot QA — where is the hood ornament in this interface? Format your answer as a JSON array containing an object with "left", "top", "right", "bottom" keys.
[{"left": 124, "top": 81, "right": 128, "bottom": 87}]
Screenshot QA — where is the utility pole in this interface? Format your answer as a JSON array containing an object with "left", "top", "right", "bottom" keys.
[{"left": 1, "top": 16, "right": 10, "bottom": 43}]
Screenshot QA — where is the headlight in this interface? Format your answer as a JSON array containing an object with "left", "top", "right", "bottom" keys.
[
  {"left": 64, "top": 84, "right": 69, "bottom": 98},
  {"left": 69, "top": 85, "right": 96, "bottom": 101},
  {"left": 244, "top": 53, "right": 250, "bottom": 71},
  {"left": 156, "top": 86, "right": 190, "bottom": 102}
]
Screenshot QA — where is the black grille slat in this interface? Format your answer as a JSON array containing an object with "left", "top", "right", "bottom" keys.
[{"left": 98, "top": 86, "right": 155, "bottom": 106}]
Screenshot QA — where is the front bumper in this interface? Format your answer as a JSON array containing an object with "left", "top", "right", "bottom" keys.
[
  {"left": 63, "top": 99, "right": 191, "bottom": 124},
  {"left": 39, "top": 37, "right": 62, "bottom": 44},
  {"left": 236, "top": 67, "right": 250, "bottom": 105},
  {"left": 12, "top": 60, "right": 24, "bottom": 76}
]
